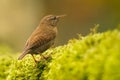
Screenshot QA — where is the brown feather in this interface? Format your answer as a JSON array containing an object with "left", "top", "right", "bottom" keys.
[{"left": 18, "top": 15, "right": 64, "bottom": 61}]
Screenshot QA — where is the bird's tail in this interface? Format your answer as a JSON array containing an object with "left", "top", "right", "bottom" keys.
[{"left": 18, "top": 51, "right": 27, "bottom": 60}]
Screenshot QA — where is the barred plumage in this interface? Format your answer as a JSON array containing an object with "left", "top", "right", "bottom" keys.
[{"left": 18, "top": 15, "right": 65, "bottom": 62}]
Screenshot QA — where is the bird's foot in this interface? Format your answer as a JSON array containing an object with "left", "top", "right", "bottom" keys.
[
  {"left": 40, "top": 54, "right": 51, "bottom": 60},
  {"left": 34, "top": 59, "right": 41, "bottom": 62}
]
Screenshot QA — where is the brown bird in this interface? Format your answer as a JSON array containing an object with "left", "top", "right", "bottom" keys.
[{"left": 18, "top": 15, "right": 65, "bottom": 62}]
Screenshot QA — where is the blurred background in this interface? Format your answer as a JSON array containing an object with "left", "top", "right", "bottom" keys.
[{"left": 0, "top": 0, "right": 120, "bottom": 52}]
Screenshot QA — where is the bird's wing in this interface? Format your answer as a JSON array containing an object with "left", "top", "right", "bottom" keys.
[{"left": 24, "top": 31, "right": 56, "bottom": 53}]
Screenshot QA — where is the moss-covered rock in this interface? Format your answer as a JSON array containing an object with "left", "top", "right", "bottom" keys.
[{"left": 1, "top": 28, "right": 120, "bottom": 80}]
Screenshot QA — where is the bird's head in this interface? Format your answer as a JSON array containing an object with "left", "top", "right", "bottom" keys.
[{"left": 40, "top": 15, "right": 66, "bottom": 27}]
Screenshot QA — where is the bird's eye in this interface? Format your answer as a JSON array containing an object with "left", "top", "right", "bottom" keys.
[{"left": 50, "top": 16, "right": 56, "bottom": 20}]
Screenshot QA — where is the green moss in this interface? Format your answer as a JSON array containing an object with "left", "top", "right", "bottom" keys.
[
  {"left": 41, "top": 29, "right": 120, "bottom": 80},
  {"left": 0, "top": 46, "right": 13, "bottom": 80},
  {"left": 1, "top": 28, "right": 120, "bottom": 80}
]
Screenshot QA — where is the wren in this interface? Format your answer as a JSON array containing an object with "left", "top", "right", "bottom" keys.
[{"left": 18, "top": 15, "right": 65, "bottom": 62}]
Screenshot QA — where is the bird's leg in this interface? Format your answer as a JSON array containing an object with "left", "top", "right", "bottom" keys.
[
  {"left": 31, "top": 54, "right": 38, "bottom": 63},
  {"left": 40, "top": 54, "right": 48, "bottom": 60}
]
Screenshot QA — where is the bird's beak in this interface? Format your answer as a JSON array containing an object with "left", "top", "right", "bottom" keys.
[{"left": 56, "top": 15, "right": 66, "bottom": 18}]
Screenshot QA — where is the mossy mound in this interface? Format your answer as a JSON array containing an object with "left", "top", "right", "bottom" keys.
[
  {"left": 0, "top": 28, "right": 120, "bottom": 80},
  {"left": 42, "top": 29, "right": 120, "bottom": 80},
  {"left": 0, "top": 45, "right": 13, "bottom": 80}
]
